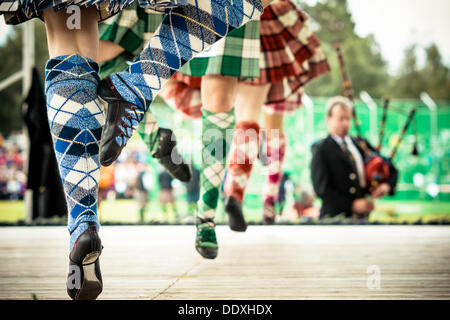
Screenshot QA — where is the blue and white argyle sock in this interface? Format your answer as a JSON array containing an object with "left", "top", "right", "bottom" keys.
[
  {"left": 45, "top": 54, "right": 104, "bottom": 252},
  {"left": 108, "top": 0, "right": 263, "bottom": 147}
]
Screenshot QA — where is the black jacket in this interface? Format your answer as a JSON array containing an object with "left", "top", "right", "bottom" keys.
[{"left": 311, "top": 135, "right": 398, "bottom": 217}]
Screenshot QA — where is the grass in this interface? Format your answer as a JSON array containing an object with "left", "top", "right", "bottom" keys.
[
  {"left": 0, "top": 201, "right": 26, "bottom": 223},
  {"left": 369, "top": 200, "right": 450, "bottom": 224},
  {"left": 0, "top": 199, "right": 449, "bottom": 225}
]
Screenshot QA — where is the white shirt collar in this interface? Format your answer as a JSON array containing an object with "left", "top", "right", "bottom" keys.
[
  {"left": 330, "top": 134, "right": 366, "bottom": 188},
  {"left": 331, "top": 134, "right": 349, "bottom": 145}
]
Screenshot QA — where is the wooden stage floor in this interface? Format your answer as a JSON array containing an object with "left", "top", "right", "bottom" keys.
[{"left": 0, "top": 226, "right": 449, "bottom": 300}]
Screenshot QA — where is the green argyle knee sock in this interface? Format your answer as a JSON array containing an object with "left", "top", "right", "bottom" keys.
[
  {"left": 137, "top": 112, "right": 160, "bottom": 154},
  {"left": 197, "top": 108, "right": 235, "bottom": 226}
]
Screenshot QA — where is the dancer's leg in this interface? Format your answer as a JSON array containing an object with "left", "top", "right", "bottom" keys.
[
  {"left": 223, "top": 83, "right": 270, "bottom": 231},
  {"left": 98, "top": 40, "right": 125, "bottom": 64},
  {"left": 262, "top": 111, "right": 286, "bottom": 224},
  {"left": 195, "top": 75, "right": 237, "bottom": 259},
  {"left": 159, "top": 79, "right": 203, "bottom": 119},
  {"left": 98, "top": 32, "right": 192, "bottom": 182},
  {"left": 135, "top": 113, "right": 192, "bottom": 181},
  {"left": 98, "top": 0, "right": 264, "bottom": 166},
  {"left": 44, "top": 7, "right": 98, "bottom": 60},
  {"left": 43, "top": 7, "right": 103, "bottom": 300},
  {"left": 97, "top": 5, "right": 191, "bottom": 181}
]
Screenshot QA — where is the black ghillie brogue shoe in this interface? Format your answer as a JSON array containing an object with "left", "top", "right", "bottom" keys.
[
  {"left": 152, "top": 128, "right": 191, "bottom": 183},
  {"left": 224, "top": 196, "right": 247, "bottom": 232},
  {"left": 67, "top": 222, "right": 103, "bottom": 300},
  {"left": 195, "top": 217, "right": 218, "bottom": 259},
  {"left": 263, "top": 205, "right": 276, "bottom": 225},
  {"left": 98, "top": 75, "right": 143, "bottom": 167},
  {"left": 263, "top": 214, "right": 276, "bottom": 225}
]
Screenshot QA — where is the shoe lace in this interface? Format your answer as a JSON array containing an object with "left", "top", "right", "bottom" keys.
[
  {"left": 118, "top": 105, "right": 139, "bottom": 141},
  {"left": 197, "top": 224, "right": 217, "bottom": 243}
]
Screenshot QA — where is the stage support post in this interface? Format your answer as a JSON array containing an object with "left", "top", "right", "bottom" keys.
[
  {"left": 420, "top": 92, "right": 439, "bottom": 199},
  {"left": 302, "top": 93, "right": 315, "bottom": 185},
  {"left": 23, "top": 21, "right": 35, "bottom": 224},
  {"left": 360, "top": 91, "right": 378, "bottom": 145}
]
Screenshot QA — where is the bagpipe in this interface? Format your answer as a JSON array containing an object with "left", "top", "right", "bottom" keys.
[{"left": 333, "top": 44, "right": 419, "bottom": 191}]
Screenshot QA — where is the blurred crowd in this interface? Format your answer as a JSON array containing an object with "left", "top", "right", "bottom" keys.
[
  {"left": 0, "top": 131, "right": 317, "bottom": 222},
  {"left": 0, "top": 132, "right": 26, "bottom": 200},
  {"left": 99, "top": 149, "right": 149, "bottom": 201},
  {"left": 97, "top": 146, "right": 202, "bottom": 222}
]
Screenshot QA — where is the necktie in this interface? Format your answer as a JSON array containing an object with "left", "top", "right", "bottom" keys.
[{"left": 341, "top": 139, "right": 358, "bottom": 174}]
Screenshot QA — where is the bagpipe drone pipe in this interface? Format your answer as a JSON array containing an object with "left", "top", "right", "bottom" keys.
[{"left": 333, "top": 44, "right": 419, "bottom": 191}]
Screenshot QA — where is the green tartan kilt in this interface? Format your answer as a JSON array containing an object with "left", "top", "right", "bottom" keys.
[{"left": 178, "top": 18, "right": 261, "bottom": 79}]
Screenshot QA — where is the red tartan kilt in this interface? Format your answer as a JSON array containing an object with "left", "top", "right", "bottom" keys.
[
  {"left": 254, "top": 1, "right": 315, "bottom": 84},
  {"left": 246, "top": 0, "right": 330, "bottom": 105}
]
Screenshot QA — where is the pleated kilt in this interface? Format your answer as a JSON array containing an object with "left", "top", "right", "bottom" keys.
[
  {"left": 249, "top": 0, "right": 330, "bottom": 111},
  {"left": 0, "top": 0, "right": 186, "bottom": 24},
  {"left": 174, "top": 17, "right": 261, "bottom": 85},
  {"left": 173, "top": 0, "right": 330, "bottom": 114}
]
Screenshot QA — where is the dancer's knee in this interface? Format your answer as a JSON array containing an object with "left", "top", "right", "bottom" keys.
[{"left": 201, "top": 75, "right": 237, "bottom": 113}]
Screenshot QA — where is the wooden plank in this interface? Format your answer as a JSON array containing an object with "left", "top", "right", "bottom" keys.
[{"left": 0, "top": 226, "right": 449, "bottom": 300}]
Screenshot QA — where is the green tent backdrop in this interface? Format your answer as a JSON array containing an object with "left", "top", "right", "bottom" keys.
[{"left": 144, "top": 97, "right": 450, "bottom": 214}]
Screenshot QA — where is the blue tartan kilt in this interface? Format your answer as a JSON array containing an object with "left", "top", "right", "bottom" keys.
[{"left": 0, "top": 0, "right": 187, "bottom": 24}]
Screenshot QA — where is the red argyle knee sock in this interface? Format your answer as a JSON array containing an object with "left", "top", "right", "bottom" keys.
[
  {"left": 160, "top": 80, "right": 202, "bottom": 119},
  {"left": 262, "top": 132, "right": 287, "bottom": 218},
  {"left": 224, "top": 121, "right": 261, "bottom": 203}
]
